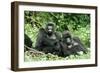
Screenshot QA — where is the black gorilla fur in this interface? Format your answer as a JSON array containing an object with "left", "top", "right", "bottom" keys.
[{"left": 24, "top": 34, "right": 33, "bottom": 48}]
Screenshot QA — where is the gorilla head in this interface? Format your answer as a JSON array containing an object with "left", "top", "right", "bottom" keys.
[
  {"left": 62, "top": 31, "right": 72, "bottom": 45},
  {"left": 45, "top": 22, "right": 55, "bottom": 36}
]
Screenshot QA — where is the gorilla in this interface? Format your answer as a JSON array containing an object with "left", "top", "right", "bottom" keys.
[
  {"left": 60, "top": 31, "right": 87, "bottom": 56},
  {"left": 24, "top": 34, "right": 33, "bottom": 51},
  {"left": 35, "top": 22, "right": 62, "bottom": 56}
]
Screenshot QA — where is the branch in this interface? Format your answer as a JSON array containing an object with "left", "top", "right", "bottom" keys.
[{"left": 24, "top": 45, "right": 44, "bottom": 55}]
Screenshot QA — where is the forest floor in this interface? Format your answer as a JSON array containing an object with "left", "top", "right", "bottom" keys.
[{"left": 24, "top": 49, "right": 90, "bottom": 62}]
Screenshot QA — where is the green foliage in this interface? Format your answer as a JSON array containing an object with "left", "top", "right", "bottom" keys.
[{"left": 24, "top": 11, "right": 90, "bottom": 61}]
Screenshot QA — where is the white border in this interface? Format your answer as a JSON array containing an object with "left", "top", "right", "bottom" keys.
[{"left": 19, "top": 5, "right": 96, "bottom": 68}]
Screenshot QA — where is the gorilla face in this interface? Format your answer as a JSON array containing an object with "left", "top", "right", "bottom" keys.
[
  {"left": 46, "top": 23, "right": 55, "bottom": 35},
  {"left": 63, "top": 31, "right": 72, "bottom": 45},
  {"left": 47, "top": 26, "right": 53, "bottom": 34},
  {"left": 66, "top": 38, "right": 72, "bottom": 44}
]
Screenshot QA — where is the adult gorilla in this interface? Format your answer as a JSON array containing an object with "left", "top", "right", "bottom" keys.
[{"left": 35, "top": 22, "right": 62, "bottom": 56}]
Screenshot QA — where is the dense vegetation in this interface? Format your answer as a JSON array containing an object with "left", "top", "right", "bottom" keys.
[{"left": 24, "top": 11, "right": 90, "bottom": 62}]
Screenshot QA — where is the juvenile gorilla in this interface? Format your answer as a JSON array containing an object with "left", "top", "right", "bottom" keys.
[
  {"left": 61, "top": 31, "right": 87, "bottom": 56},
  {"left": 35, "top": 22, "right": 62, "bottom": 56}
]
